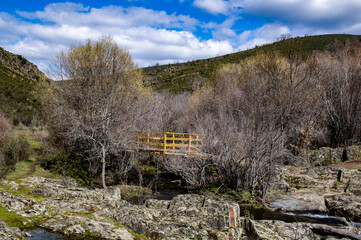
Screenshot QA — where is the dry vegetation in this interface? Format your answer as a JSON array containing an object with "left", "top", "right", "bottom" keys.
[{"left": 32, "top": 37, "right": 361, "bottom": 198}]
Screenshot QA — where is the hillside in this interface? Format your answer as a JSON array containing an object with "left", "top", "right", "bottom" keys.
[
  {"left": 0, "top": 47, "right": 46, "bottom": 125},
  {"left": 143, "top": 34, "right": 361, "bottom": 93}
]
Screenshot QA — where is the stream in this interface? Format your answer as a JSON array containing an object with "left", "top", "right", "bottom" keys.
[
  {"left": 25, "top": 228, "right": 68, "bottom": 240},
  {"left": 24, "top": 175, "right": 361, "bottom": 239},
  {"left": 151, "top": 175, "right": 361, "bottom": 236}
]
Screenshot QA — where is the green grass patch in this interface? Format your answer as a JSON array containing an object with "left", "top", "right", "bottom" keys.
[
  {"left": 5, "top": 160, "right": 33, "bottom": 180},
  {"left": 14, "top": 129, "right": 44, "bottom": 150},
  {"left": 25, "top": 137, "right": 43, "bottom": 150},
  {"left": 333, "top": 180, "right": 341, "bottom": 189},
  {"left": 0, "top": 205, "right": 32, "bottom": 229},
  {"left": 5, "top": 158, "right": 61, "bottom": 181}
]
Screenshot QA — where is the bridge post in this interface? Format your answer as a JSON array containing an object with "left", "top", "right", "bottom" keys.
[
  {"left": 164, "top": 133, "right": 167, "bottom": 153},
  {"left": 137, "top": 134, "right": 140, "bottom": 152},
  {"left": 173, "top": 133, "right": 175, "bottom": 151},
  {"left": 189, "top": 134, "right": 192, "bottom": 155},
  {"left": 147, "top": 133, "right": 150, "bottom": 150}
]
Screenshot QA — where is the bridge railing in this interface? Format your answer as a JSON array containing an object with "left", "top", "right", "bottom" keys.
[{"left": 136, "top": 132, "right": 203, "bottom": 156}]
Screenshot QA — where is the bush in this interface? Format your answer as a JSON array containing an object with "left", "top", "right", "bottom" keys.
[
  {"left": 40, "top": 148, "right": 91, "bottom": 185},
  {"left": 0, "top": 111, "right": 11, "bottom": 142},
  {"left": 0, "top": 136, "right": 31, "bottom": 177}
]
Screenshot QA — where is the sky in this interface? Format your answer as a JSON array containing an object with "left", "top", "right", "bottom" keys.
[{"left": 1, "top": 0, "right": 361, "bottom": 71}]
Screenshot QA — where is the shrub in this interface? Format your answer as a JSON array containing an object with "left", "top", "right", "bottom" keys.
[
  {"left": 0, "top": 111, "right": 11, "bottom": 142},
  {"left": 40, "top": 148, "right": 91, "bottom": 185},
  {"left": 0, "top": 136, "right": 31, "bottom": 177}
]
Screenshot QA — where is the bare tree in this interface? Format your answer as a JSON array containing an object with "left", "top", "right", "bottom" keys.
[
  {"left": 0, "top": 111, "right": 11, "bottom": 143},
  {"left": 48, "top": 36, "right": 150, "bottom": 188},
  {"left": 316, "top": 41, "right": 361, "bottom": 146}
]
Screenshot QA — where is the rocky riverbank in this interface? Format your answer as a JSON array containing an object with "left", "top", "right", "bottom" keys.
[
  {"left": 0, "top": 171, "right": 360, "bottom": 240},
  {"left": 268, "top": 164, "right": 361, "bottom": 223}
]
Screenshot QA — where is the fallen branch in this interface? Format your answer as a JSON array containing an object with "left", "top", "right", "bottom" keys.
[{"left": 312, "top": 224, "right": 361, "bottom": 240}]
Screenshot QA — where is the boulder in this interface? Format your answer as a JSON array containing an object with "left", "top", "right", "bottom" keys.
[
  {"left": 0, "top": 220, "right": 26, "bottom": 240},
  {"left": 325, "top": 194, "right": 361, "bottom": 222},
  {"left": 270, "top": 193, "right": 328, "bottom": 213},
  {"left": 0, "top": 191, "right": 36, "bottom": 211},
  {"left": 112, "top": 194, "right": 243, "bottom": 239},
  {"left": 25, "top": 177, "right": 121, "bottom": 208}
]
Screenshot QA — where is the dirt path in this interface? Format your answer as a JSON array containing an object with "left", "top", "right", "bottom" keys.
[
  {"left": 27, "top": 159, "right": 39, "bottom": 175},
  {"left": 331, "top": 159, "right": 361, "bottom": 170}
]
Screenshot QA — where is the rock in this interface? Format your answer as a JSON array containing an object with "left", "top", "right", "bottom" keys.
[
  {"left": 0, "top": 191, "right": 36, "bottom": 211},
  {"left": 249, "top": 220, "right": 359, "bottom": 240},
  {"left": 270, "top": 193, "right": 327, "bottom": 213},
  {"left": 17, "top": 204, "right": 47, "bottom": 217},
  {"left": 308, "top": 145, "right": 361, "bottom": 166},
  {"left": 346, "top": 181, "right": 361, "bottom": 196},
  {"left": 112, "top": 194, "right": 243, "bottom": 239},
  {"left": 8, "top": 181, "right": 19, "bottom": 191},
  {"left": 25, "top": 176, "right": 121, "bottom": 208},
  {"left": 246, "top": 219, "right": 284, "bottom": 240},
  {"left": 64, "top": 224, "right": 86, "bottom": 234},
  {"left": 325, "top": 193, "right": 361, "bottom": 222},
  {"left": 145, "top": 199, "right": 170, "bottom": 210},
  {"left": 0, "top": 219, "right": 26, "bottom": 240}
]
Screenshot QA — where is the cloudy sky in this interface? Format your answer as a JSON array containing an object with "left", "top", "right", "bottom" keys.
[{"left": 1, "top": 0, "right": 361, "bottom": 71}]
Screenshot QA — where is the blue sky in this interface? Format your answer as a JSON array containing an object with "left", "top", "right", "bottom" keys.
[{"left": 1, "top": 0, "right": 361, "bottom": 71}]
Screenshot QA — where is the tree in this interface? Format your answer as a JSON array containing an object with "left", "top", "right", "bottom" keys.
[
  {"left": 49, "top": 36, "right": 148, "bottom": 188},
  {"left": 317, "top": 41, "right": 361, "bottom": 146}
]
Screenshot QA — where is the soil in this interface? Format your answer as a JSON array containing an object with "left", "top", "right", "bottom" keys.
[
  {"left": 331, "top": 159, "right": 361, "bottom": 170},
  {"left": 27, "top": 159, "right": 39, "bottom": 175}
]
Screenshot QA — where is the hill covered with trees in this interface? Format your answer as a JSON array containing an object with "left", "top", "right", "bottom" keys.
[
  {"left": 143, "top": 34, "right": 361, "bottom": 93},
  {"left": 0, "top": 47, "right": 46, "bottom": 125}
]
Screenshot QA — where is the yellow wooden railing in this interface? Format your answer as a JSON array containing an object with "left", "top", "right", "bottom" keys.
[{"left": 136, "top": 132, "right": 203, "bottom": 156}]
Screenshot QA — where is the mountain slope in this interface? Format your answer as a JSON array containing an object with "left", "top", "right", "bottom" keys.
[
  {"left": 0, "top": 47, "right": 46, "bottom": 125},
  {"left": 143, "top": 34, "right": 361, "bottom": 93}
]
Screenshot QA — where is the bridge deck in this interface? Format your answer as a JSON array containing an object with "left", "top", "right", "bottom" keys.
[{"left": 136, "top": 132, "right": 203, "bottom": 156}]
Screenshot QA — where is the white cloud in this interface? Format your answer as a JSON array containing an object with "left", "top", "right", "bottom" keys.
[
  {"left": 239, "top": 0, "right": 361, "bottom": 28},
  {"left": 193, "top": 0, "right": 229, "bottom": 14},
  {"left": 236, "top": 24, "right": 288, "bottom": 51},
  {"left": 2, "top": 0, "right": 361, "bottom": 74},
  {"left": 1, "top": 3, "right": 234, "bottom": 71}
]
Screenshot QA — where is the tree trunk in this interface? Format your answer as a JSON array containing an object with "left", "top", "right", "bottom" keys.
[
  {"left": 312, "top": 224, "right": 361, "bottom": 240},
  {"left": 102, "top": 146, "right": 107, "bottom": 189}
]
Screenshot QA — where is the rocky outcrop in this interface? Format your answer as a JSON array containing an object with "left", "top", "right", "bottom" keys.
[
  {"left": 248, "top": 219, "right": 361, "bottom": 240},
  {"left": 0, "top": 220, "right": 26, "bottom": 240},
  {"left": 270, "top": 193, "right": 327, "bottom": 213},
  {"left": 325, "top": 194, "right": 361, "bottom": 222},
  {"left": 0, "top": 177, "right": 245, "bottom": 240},
  {"left": 0, "top": 178, "right": 134, "bottom": 240},
  {"left": 268, "top": 164, "right": 361, "bottom": 224},
  {"left": 1, "top": 174, "right": 360, "bottom": 240},
  {"left": 26, "top": 176, "right": 122, "bottom": 208},
  {"left": 111, "top": 194, "right": 243, "bottom": 239},
  {"left": 308, "top": 145, "right": 361, "bottom": 166}
]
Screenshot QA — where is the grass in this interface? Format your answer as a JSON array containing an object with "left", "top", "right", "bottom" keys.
[
  {"left": 5, "top": 157, "right": 60, "bottom": 181},
  {"left": 14, "top": 129, "right": 44, "bottom": 150},
  {"left": 0, "top": 205, "right": 27, "bottom": 229},
  {"left": 5, "top": 159, "right": 34, "bottom": 180},
  {"left": 5, "top": 129, "right": 60, "bottom": 181}
]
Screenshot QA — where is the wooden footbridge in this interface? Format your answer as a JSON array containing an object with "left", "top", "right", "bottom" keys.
[{"left": 135, "top": 132, "right": 203, "bottom": 156}]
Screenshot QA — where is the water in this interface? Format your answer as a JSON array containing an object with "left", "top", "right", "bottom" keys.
[
  {"left": 149, "top": 174, "right": 188, "bottom": 200},
  {"left": 284, "top": 212, "right": 350, "bottom": 226},
  {"left": 240, "top": 205, "right": 360, "bottom": 228},
  {"left": 25, "top": 228, "right": 68, "bottom": 240}
]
